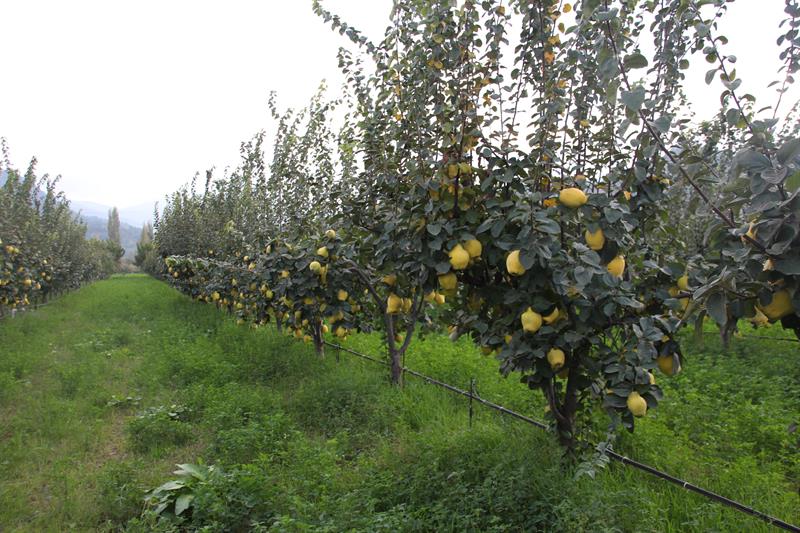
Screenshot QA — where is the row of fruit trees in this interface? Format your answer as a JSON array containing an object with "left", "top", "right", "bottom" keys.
[
  {"left": 0, "top": 142, "right": 119, "bottom": 316},
  {"left": 152, "top": 0, "right": 800, "bottom": 453}
]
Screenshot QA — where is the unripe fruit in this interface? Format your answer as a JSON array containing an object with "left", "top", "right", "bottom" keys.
[
  {"left": 677, "top": 274, "right": 689, "bottom": 291},
  {"left": 449, "top": 243, "right": 470, "bottom": 270},
  {"left": 759, "top": 290, "right": 794, "bottom": 320},
  {"left": 607, "top": 255, "right": 625, "bottom": 278},
  {"left": 521, "top": 307, "right": 543, "bottom": 333},
  {"left": 547, "top": 348, "right": 565, "bottom": 370},
  {"left": 309, "top": 261, "right": 322, "bottom": 273},
  {"left": 585, "top": 228, "right": 605, "bottom": 251},
  {"left": 325, "top": 229, "right": 336, "bottom": 238},
  {"left": 387, "top": 293, "right": 403, "bottom": 314},
  {"left": 438, "top": 272, "right": 457, "bottom": 291},
  {"left": 656, "top": 354, "right": 679, "bottom": 376},
  {"left": 463, "top": 239, "right": 482, "bottom": 259},
  {"left": 627, "top": 391, "right": 647, "bottom": 417},
  {"left": 543, "top": 307, "right": 560, "bottom": 325},
  {"left": 506, "top": 250, "right": 525, "bottom": 276},
  {"left": 317, "top": 246, "right": 329, "bottom": 258},
  {"left": 559, "top": 187, "right": 588, "bottom": 208}
]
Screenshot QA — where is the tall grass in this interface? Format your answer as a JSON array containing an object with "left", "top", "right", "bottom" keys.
[{"left": 0, "top": 275, "right": 797, "bottom": 532}]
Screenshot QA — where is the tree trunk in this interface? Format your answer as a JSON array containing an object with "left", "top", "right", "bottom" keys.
[
  {"left": 555, "top": 399, "right": 578, "bottom": 453},
  {"left": 545, "top": 373, "right": 579, "bottom": 455},
  {"left": 386, "top": 313, "right": 403, "bottom": 386},
  {"left": 389, "top": 346, "right": 403, "bottom": 386},
  {"left": 312, "top": 320, "right": 325, "bottom": 358}
]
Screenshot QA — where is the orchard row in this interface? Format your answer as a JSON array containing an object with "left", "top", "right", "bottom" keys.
[
  {"left": 0, "top": 147, "right": 120, "bottom": 315},
  {"left": 152, "top": 0, "right": 800, "bottom": 452}
]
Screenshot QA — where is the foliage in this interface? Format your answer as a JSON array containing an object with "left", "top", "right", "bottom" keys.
[
  {"left": 135, "top": 222, "right": 156, "bottom": 268},
  {"left": 150, "top": 0, "right": 800, "bottom": 455},
  {"left": 126, "top": 404, "right": 194, "bottom": 454},
  {"left": 0, "top": 140, "right": 117, "bottom": 313},
  {"left": 0, "top": 275, "right": 796, "bottom": 531},
  {"left": 108, "top": 207, "right": 122, "bottom": 246}
]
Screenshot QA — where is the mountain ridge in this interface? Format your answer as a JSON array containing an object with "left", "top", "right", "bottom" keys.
[{"left": 1, "top": 169, "right": 145, "bottom": 257}]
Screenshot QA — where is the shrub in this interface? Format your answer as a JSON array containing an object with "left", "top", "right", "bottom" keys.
[
  {"left": 127, "top": 405, "right": 195, "bottom": 454},
  {"left": 96, "top": 460, "right": 147, "bottom": 523},
  {"left": 211, "top": 413, "right": 294, "bottom": 466}
]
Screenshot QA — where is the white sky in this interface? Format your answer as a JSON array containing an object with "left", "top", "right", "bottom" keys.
[{"left": 0, "top": 0, "right": 796, "bottom": 208}]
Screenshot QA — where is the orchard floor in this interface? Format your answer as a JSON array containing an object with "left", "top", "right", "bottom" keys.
[{"left": 0, "top": 274, "right": 797, "bottom": 532}]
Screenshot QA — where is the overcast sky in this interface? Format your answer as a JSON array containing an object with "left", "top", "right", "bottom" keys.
[{"left": 0, "top": 1, "right": 796, "bottom": 209}]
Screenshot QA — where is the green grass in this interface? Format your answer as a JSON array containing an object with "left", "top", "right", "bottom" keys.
[{"left": 0, "top": 274, "right": 797, "bottom": 532}]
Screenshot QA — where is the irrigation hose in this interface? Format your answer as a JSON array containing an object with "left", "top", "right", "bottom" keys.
[{"left": 322, "top": 340, "right": 800, "bottom": 533}]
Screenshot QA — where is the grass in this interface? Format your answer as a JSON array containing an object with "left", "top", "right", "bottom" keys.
[{"left": 0, "top": 274, "right": 797, "bottom": 531}]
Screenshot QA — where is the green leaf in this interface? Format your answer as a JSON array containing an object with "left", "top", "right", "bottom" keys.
[
  {"left": 426, "top": 222, "right": 442, "bottom": 236},
  {"left": 623, "top": 53, "right": 648, "bottom": 70},
  {"left": 606, "top": 80, "right": 619, "bottom": 105},
  {"left": 175, "top": 494, "right": 194, "bottom": 516},
  {"left": 519, "top": 249, "right": 537, "bottom": 269},
  {"left": 595, "top": 8, "right": 618, "bottom": 21},
  {"left": 692, "top": 311, "right": 706, "bottom": 345},
  {"left": 785, "top": 170, "right": 800, "bottom": 193},
  {"left": 776, "top": 137, "right": 800, "bottom": 165},
  {"left": 774, "top": 255, "right": 800, "bottom": 275},
  {"left": 435, "top": 260, "right": 452, "bottom": 274},
  {"left": 706, "top": 291, "right": 727, "bottom": 327},
  {"left": 155, "top": 480, "right": 185, "bottom": 492},
  {"left": 535, "top": 217, "right": 560, "bottom": 235},
  {"left": 722, "top": 78, "right": 742, "bottom": 91},
  {"left": 620, "top": 87, "right": 645, "bottom": 112},
  {"left": 725, "top": 108, "right": 740, "bottom": 127},
  {"left": 734, "top": 149, "right": 771, "bottom": 172},
  {"left": 695, "top": 22, "right": 710, "bottom": 37}
]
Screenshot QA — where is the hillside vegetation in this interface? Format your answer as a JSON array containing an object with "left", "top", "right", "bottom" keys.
[{"left": 0, "top": 275, "right": 797, "bottom": 532}]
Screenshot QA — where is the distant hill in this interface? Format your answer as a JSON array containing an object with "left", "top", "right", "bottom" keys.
[
  {"left": 71, "top": 200, "right": 159, "bottom": 259},
  {"left": 80, "top": 215, "right": 142, "bottom": 258},
  {"left": 1, "top": 170, "right": 147, "bottom": 258},
  {"left": 70, "top": 200, "right": 158, "bottom": 227}
]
